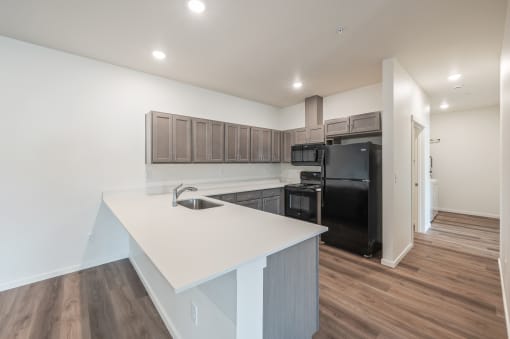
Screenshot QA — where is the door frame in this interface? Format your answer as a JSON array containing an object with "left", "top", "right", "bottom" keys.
[{"left": 411, "top": 118, "right": 426, "bottom": 237}]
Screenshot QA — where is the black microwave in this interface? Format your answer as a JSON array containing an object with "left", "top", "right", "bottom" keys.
[{"left": 291, "top": 143, "right": 325, "bottom": 166}]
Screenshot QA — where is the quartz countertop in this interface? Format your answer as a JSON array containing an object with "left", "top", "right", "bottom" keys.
[{"left": 103, "top": 179, "right": 327, "bottom": 293}]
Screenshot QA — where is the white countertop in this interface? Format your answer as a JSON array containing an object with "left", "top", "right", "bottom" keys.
[{"left": 103, "top": 180, "right": 327, "bottom": 293}]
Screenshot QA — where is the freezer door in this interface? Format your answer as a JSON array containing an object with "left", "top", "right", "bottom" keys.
[
  {"left": 325, "top": 143, "right": 370, "bottom": 180},
  {"left": 321, "top": 179, "right": 370, "bottom": 255}
]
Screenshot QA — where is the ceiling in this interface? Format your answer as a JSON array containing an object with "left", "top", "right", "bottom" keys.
[{"left": 0, "top": 0, "right": 507, "bottom": 111}]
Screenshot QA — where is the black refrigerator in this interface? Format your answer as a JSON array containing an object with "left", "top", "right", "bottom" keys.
[{"left": 321, "top": 142, "right": 382, "bottom": 257}]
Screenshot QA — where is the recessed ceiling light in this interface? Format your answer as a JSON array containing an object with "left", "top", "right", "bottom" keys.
[
  {"left": 188, "top": 0, "right": 205, "bottom": 13},
  {"left": 152, "top": 50, "right": 166, "bottom": 60},
  {"left": 448, "top": 73, "right": 462, "bottom": 82},
  {"left": 440, "top": 102, "right": 450, "bottom": 110},
  {"left": 293, "top": 81, "right": 303, "bottom": 89}
]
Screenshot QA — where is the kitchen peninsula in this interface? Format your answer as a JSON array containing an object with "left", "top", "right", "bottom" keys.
[{"left": 103, "top": 180, "right": 327, "bottom": 339}]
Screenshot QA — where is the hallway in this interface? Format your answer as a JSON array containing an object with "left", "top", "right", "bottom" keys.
[{"left": 315, "top": 212, "right": 506, "bottom": 338}]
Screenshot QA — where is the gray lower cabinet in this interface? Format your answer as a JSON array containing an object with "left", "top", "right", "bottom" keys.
[
  {"left": 147, "top": 112, "right": 192, "bottom": 163},
  {"left": 271, "top": 130, "right": 281, "bottom": 162},
  {"left": 192, "top": 118, "right": 224, "bottom": 162},
  {"left": 349, "top": 111, "right": 381, "bottom": 134},
  {"left": 262, "top": 196, "right": 281, "bottom": 215},
  {"left": 225, "top": 124, "right": 251, "bottom": 162},
  {"left": 209, "top": 188, "right": 283, "bottom": 215},
  {"left": 264, "top": 237, "right": 319, "bottom": 339}
]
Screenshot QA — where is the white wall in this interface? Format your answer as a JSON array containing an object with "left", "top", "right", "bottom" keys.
[
  {"left": 500, "top": 2, "right": 510, "bottom": 335},
  {"left": 382, "top": 58, "right": 430, "bottom": 268},
  {"left": 430, "top": 106, "right": 500, "bottom": 218},
  {"left": 0, "top": 36, "right": 282, "bottom": 291},
  {"left": 278, "top": 83, "right": 382, "bottom": 130}
]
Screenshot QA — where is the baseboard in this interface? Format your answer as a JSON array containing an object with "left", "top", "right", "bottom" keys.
[
  {"left": 499, "top": 258, "right": 510, "bottom": 339},
  {"left": 381, "top": 242, "right": 414, "bottom": 268},
  {"left": 438, "top": 208, "right": 500, "bottom": 219},
  {"left": 0, "top": 253, "right": 128, "bottom": 293},
  {"left": 129, "top": 256, "right": 182, "bottom": 339}
]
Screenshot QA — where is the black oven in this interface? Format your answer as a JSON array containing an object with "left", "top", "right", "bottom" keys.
[
  {"left": 284, "top": 185, "right": 322, "bottom": 224},
  {"left": 291, "top": 143, "right": 325, "bottom": 166}
]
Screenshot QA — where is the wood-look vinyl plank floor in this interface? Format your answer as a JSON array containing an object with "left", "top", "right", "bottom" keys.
[
  {"left": 314, "top": 212, "right": 507, "bottom": 339},
  {"left": 0, "top": 260, "right": 171, "bottom": 339},
  {"left": 0, "top": 212, "right": 506, "bottom": 339}
]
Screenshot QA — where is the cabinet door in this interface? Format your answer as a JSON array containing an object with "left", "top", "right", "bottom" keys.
[
  {"left": 272, "top": 130, "right": 281, "bottom": 162},
  {"left": 238, "top": 126, "right": 251, "bottom": 162},
  {"left": 225, "top": 124, "right": 239, "bottom": 162},
  {"left": 173, "top": 115, "right": 192, "bottom": 162},
  {"left": 261, "top": 129, "right": 272, "bottom": 162},
  {"left": 237, "top": 198, "right": 262, "bottom": 210},
  {"left": 263, "top": 196, "right": 281, "bottom": 215},
  {"left": 282, "top": 131, "right": 293, "bottom": 163},
  {"left": 307, "top": 126, "right": 324, "bottom": 143},
  {"left": 251, "top": 128, "right": 262, "bottom": 162},
  {"left": 151, "top": 112, "right": 173, "bottom": 163},
  {"left": 209, "top": 121, "right": 225, "bottom": 162},
  {"left": 324, "top": 118, "right": 349, "bottom": 137},
  {"left": 349, "top": 112, "right": 381, "bottom": 134},
  {"left": 294, "top": 128, "right": 307, "bottom": 145},
  {"left": 192, "top": 118, "right": 209, "bottom": 162}
]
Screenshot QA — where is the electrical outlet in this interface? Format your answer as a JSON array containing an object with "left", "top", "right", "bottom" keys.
[
  {"left": 191, "top": 302, "right": 198, "bottom": 326},
  {"left": 88, "top": 233, "right": 95, "bottom": 241}
]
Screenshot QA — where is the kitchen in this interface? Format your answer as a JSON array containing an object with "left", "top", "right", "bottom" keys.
[{"left": 0, "top": 1, "right": 509, "bottom": 339}]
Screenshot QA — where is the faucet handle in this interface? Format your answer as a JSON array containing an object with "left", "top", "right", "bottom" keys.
[{"left": 173, "top": 183, "right": 183, "bottom": 192}]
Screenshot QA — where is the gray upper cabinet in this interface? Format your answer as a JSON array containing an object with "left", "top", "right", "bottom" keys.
[
  {"left": 210, "top": 121, "right": 225, "bottom": 162},
  {"left": 225, "top": 124, "right": 251, "bottom": 163},
  {"left": 324, "top": 117, "right": 349, "bottom": 137},
  {"left": 262, "top": 129, "right": 272, "bottom": 162},
  {"left": 251, "top": 127, "right": 272, "bottom": 162},
  {"left": 172, "top": 115, "right": 192, "bottom": 162},
  {"left": 282, "top": 130, "right": 293, "bottom": 163},
  {"left": 307, "top": 126, "right": 324, "bottom": 144},
  {"left": 192, "top": 118, "right": 208, "bottom": 162},
  {"left": 150, "top": 112, "right": 173, "bottom": 163},
  {"left": 251, "top": 128, "right": 262, "bottom": 162},
  {"left": 271, "top": 130, "right": 281, "bottom": 162},
  {"left": 192, "top": 118, "right": 224, "bottom": 163},
  {"left": 225, "top": 123, "right": 239, "bottom": 162},
  {"left": 349, "top": 112, "right": 381, "bottom": 134},
  {"left": 238, "top": 125, "right": 251, "bottom": 162},
  {"left": 294, "top": 128, "right": 307, "bottom": 145},
  {"left": 147, "top": 112, "right": 191, "bottom": 163}
]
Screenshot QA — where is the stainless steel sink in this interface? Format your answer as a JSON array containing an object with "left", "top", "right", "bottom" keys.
[{"left": 177, "top": 198, "right": 223, "bottom": 210}]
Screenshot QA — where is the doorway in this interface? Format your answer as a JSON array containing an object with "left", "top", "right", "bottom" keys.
[{"left": 412, "top": 120, "right": 424, "bottom": 239}]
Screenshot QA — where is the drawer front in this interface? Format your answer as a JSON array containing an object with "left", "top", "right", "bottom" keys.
[
  {"left": 262, "top": 188, "right": 282, "bottom": 198},
  {"left": 237, "top": 198, "right": 262, "bottom": 210},
  {"left": 221, "top": 193, "right": 236, "bottom": 203},
  {"left": 236, "top": 190, "right": 262, "bottom": 202}
]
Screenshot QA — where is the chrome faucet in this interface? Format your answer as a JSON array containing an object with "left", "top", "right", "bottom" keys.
[{"left": 172, "top": 183, "right": 198, "bottom": 207}]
